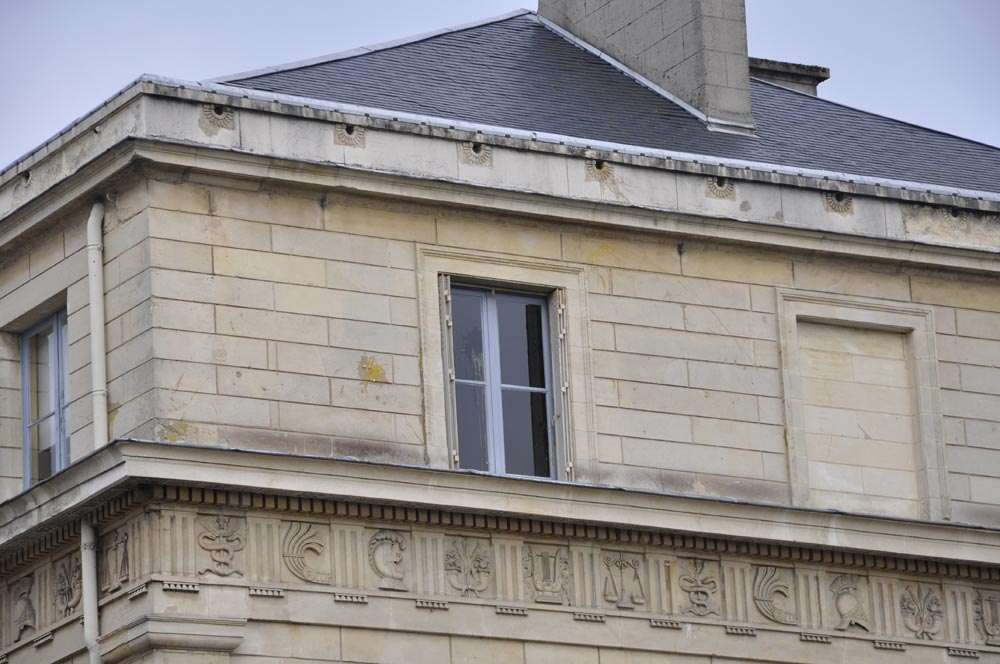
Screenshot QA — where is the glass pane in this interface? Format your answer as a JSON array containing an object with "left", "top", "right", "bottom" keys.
[
  {"left": 456, "top": 382, "right": 489, "bottom": 471},
  {"left": 501, "top": 390, "right": 550, "bottom": 477},
  {"left": 28, "top": 328, "right": 55, "bottom": 423},
  {"left": 497, "top": 298, "right": 546, "bottom": 388},
  {"left": 452, "top": 290, "right": 486, "bottom": 381},
  {"left": 29, "top": 418, "right": 55, "bottom": 483}
]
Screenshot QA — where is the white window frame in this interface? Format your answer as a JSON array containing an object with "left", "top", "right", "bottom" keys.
[
  {"left": 20, "top": 311, "right": 70, "bottom": 488},
  {"left": 446, "top": 283, "right": 556, "bottom": 477},
  {"left": 417, "top": 245, "right": 597, "bottom": 482}
]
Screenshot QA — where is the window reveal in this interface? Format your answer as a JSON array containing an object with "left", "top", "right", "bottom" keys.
[{"left": 21, "top": 312, "right": 69, "bottom": 487}]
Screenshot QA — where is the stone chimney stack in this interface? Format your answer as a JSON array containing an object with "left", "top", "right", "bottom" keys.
[{"left": 538, "top": 0, "right": 755, "bottom": 134}]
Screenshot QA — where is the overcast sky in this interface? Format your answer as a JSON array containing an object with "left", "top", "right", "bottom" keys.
[{"left": 2, "top": 0, "right": 998, "bottom": 169}]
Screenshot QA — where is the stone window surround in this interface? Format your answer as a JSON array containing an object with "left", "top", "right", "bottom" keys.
[
  {"left": 416, "top": 245, "right": 595, "bottom": 481},
  {"left": 776, "top": 289, "right": 949, "bottom": 520}
]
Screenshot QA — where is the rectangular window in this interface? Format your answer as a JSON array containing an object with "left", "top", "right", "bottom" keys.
[
  {"left": 21, "top": 312, "right": 69, "bottom": 488},
  {"left": 446, "top": 284, "right": 554, "bottom": 478}
]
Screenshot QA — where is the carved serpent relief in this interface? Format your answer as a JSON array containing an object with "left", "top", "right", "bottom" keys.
[
  {"left": 368, "top": 530, "right": 408, "bottom": 591},
  {"left": 445, "top": 537, "right": 491, "bottom": 597},
  {"left": 830, "top": 574, "right": 871, "bottom": 632},
  {"left": 198, "top": 515, "right": 246, "bottom": 577},
  {"left": 678, "top": 559, "right": 720, "bottom": 617},
  {"left": 522, "top": 545, "right": 572, "bottom": 605},
  {"left": 752, "top": 566, "right": 796, "bottom": 625},
  {"left": 282, "top": 522, "right": 331, "bottom": 584},
  {"left": 54, "top": 553, "right": 83, "bottom": 617},
  {"left": 900, "top": 584, "right": 944, "bottom": 640}
]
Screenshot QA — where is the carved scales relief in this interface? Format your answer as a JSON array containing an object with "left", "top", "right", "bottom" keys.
[
  {"left": 752, "top": 566, "right": 796, "bottom": 625},
  {"left": 101, "top": 528, "right": 130, "bottom": 593},
  {"left": 522, "top": 545, "right": 571, "bottom": 605},
  {"left": 678, "top": 559, "right": 720, "bottom": 617},
  {"left": 444, "top": 537, "right": 491, "bottom": 597},
  {"left": 368, "top": 530, "right": 408, "bottom": 591},
  {"left": 830, "top": 574, "right": 871, "bottom": 632},
  {"left": 282, "top": 522, "right": 331, "bottom": 584},
  {"left": 198, "top": 515, "right": 246, "bottom": 577},
  {"left": 900, "top": 585, "right": 944, "bottom": 640},
  {"left": 602, "top": 551, "right": 646, "bottom": 610},
  {"left": 54, "top": 553, "right": 83, "bottom": 617},
  {"left": 12, "top": 575, "right": 35, "bottom": 642}
]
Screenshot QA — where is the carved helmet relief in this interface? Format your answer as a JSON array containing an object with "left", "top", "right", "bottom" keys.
[
  {"left": 12, "top": 574, "right": 36, "bottom": 642},
  {"left": 368, "top": 530, "right": 408, "bottom": 591},
  {"left": 829, "top": 573, "right": 871, "bottom": 632}
]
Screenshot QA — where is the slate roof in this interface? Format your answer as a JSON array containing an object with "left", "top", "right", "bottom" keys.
[{"left": 223, "top": 11, "right": 1000, "bottom": 194}]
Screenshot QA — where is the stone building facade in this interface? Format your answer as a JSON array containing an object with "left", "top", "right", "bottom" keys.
[{"left": 1, "top": 1, "right": 1000, "bottom": 662}]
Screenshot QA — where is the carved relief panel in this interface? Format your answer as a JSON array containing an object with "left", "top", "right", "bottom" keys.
[
  {"left": 522, "top": 544, "right": 572, "bottom": 605},
  {"left": 101, "top": 528, "right": 130, "bottom": 593},
  {"left": 53, "top": 553, "right": 82, "bottom": 618},
  {"left": 677, "top": 558, "right": 721, "bottom": 618},
  {"left": 366, "top": 529, "right": 410, "bottom": 591},
  {"left": 899, "top": 583, "right": 945, "bottom": 640},
  {"left": 196, "top": 514, "right": 246, "bottom": 577},
  {"left": 975, "top": 588, "right": 1000, "bottom": 645},
  {"left": 827, "top": 572, "right": 872, "bottom": 633},
  {"left": 281, "top": 521, "right": 331, "bottom": 585},
  {"left": 12, "top": 574, "right": 36, "bottom": 643},
  {"left": 600, "top": 550, "right": 647, "bottom": 610},
  {"left": 445, "top": 536, "right": 493, "bottom": 598},
  {"left": 752, "top": 565, "right": 797, "bottom": 625}
]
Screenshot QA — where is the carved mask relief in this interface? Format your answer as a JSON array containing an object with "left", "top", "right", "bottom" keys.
[
  {"left": 54, "top": 553, "right": 83, "bottom": 617},
  {"left": 602, "top": 550, "right": 646, "bottom": 610},
  {"left": 677, "top": 559, "right": 720, "bottom": 617},
  {"left": 444, "top": 537, "right": 492, "bottom": 598},
  {"left": 282, "top": 522, "right": 331, "bottom": 584},
  {"left": 197, "top": 514, "right": 246, "bottom": 577},
  {"left": 12, "top": 574, "right": 35, "bottom": 642},
  {"left": 829, "top": 573, "right": 871, "bottom": 632},
  {"left": 368, "top": 530, "right": 408, "bottom": 591},
  {"left": 522, "top": 544, "right": 572, "bottom": 605}
]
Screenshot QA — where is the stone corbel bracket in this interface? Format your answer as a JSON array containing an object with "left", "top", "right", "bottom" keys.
[{"left": 99, "top": 614, "right": 246, "bottom": 663}]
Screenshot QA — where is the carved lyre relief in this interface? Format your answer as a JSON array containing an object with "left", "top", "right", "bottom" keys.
[
  {"left": 752, "top": 566, "right": 796, "bottom": 625},
  {"left": 101, "top": 528, "right": 130, "bottom": 593},
  {"left": 602, "top": 551, "right": 646, "bottom": 609},
  {"left": 13, "top": 575, "right": 36, "bottom": 642},
  {"left": 975, "top": 589, "right": 1000, "bottom": 645},
  {"left": 54, "top": 553, "right": 83, "bottom": 617},
  {"left": 678, "top": 559, "right": 719, "bottom": 617},
  {"left": 368, "top": 530, "right": 408, "bottom": 591},
  {"left": 522, "top": 545, "right": 572, "bottom": 605},
  {"left": 198, "top": 515, "right": 246, "bottom": 577},
  {"left": 900, "top": 584, "right": 943, "bottom": 640},
  {"left": 830, "top": 574, "right": 871, "bottom": 632},
  {"left": 445, "top": 537, "right": 491, "bottom": 597},
  {"left": 282, "top": 522, "right": 331, "bottom": 584}
]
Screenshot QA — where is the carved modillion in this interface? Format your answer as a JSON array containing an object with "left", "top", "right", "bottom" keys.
[
  {"left": 282, "top": 522, "right": 331, "bottom": 584},
  {"left": 54, "top": 553, "right": 83, "bottom": 617},
  {"left": 602, "top": 551, "right": 646, "bottom": 609},
  {"left": 445, "top": 537, "right": 491, "bottom": 597},
  {"left": 900, "top": 584, "right": 944, "bottom": 640},
  {"left": 13, "top": 575, "right": 35, "bottom": 642},
  {"left": 678, "top": 559, "right": 720, "bottom": 617},
  {"left": 752, "top": 566, "right": 796, "bottom": 625},
  {"left": 198, "top": 515, "right": 246, "bottom": 577},
  {"left": 368, "top": 530, "right": 408, "bottom": 591},
  {"left": 830, "top": 574, "right": 871, "bottom": 632}
]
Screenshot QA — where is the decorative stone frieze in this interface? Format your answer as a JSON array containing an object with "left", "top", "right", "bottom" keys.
[
  {"left": 445, "top": 537, "right": 491, "bottom": 598},
  {"left": 368, "top": 529, "right": 409, "bottom": 591},
  {"left": 523, "top": 544, "right": 572, "bottom": 605},
  {"left": 900, "top": 584, "right": 945, "bottom": 640},
  {"left": 752, "top": 565, "right": 796, "bottom": 625},
  {"left": 678, "top": 558, "right": 720, "bottom": 617},
  {"left": 197, "top": 514, "right": 246, "bottom": 577},
  {"left": 830, "top": 573, "right": 872, "bottom": 632},
  {"left": 53, "top": 553, "right": 82, "bottom": 617},
  {"left": 281, "top": 521, "right": 331, "bottom": 584},
  {"left": 601, "top": 550, "right": 646, "bottom": 610}
]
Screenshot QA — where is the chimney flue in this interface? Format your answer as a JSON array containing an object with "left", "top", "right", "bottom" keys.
[{"left": 539, "top": 0, "right": 755, "bottom": 135}]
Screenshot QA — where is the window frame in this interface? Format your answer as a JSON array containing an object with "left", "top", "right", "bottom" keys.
[
  {"left": 20, "top": 311, "right": 69, "bottom": 489},
  {"left": 447, "top": 283, "right": 556, "bottom": 478}
]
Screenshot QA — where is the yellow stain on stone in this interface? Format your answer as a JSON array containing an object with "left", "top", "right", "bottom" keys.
[{"left": 358, "top": 354, "right": 388, "bottom": 393}]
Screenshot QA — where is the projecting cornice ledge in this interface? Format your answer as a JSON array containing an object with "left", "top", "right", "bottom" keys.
[{"left": 2, "top": 440, "right": 1000, "bottom": 573}]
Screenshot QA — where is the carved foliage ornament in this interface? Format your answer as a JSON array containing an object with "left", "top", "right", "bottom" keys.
[
  {"left": 752, "top": 566, "right": 796, "bottom": 625},
  {"left": 282, "top": 522, "right": 331, "bottom": 584},
  {"left": 602, "top": 551, "right": 646, "bottom": 610},
  {"left": 54, "top": 553, "right": 83, "bottom": 617},
  {"left": 522, "top": 545, "right": 572, "bottom": 605},
  {"left": 900, "top": 584, "right": 944, "bottom": 640},
  {"left": 445, "top": 537, "right": 491, "bottom": 597},
  {"left": 368, "top": 530, "right": 408, "bottom": 591},
  {"left": 101, "top": 528, "right": 130, "bottom": 593},
  {"left": 13, "top": 575, "right": 36, "bottom": 642},
  {"left": 678, "top": 559, "right": 720, "bottom": 617},
  {"left": 198, "top": 515, "right": 246, "bottom": 577},
  {"left": 830, "top": 573, "right": 871, "bottom": 632}
]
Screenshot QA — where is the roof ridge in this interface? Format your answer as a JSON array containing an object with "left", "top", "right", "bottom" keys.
[
  {"left": 530, "top": 13, "right": 710, "bottom": 128},
  {"left": 208, "top": 8, "right": 534, "bottom": 84},
  {"left": 751, "top": 77, "right": 1000, "bottom": 152}
]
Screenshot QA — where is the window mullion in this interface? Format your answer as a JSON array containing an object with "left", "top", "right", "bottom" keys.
[{"left": 484, "top": 292, "right": 505, "bottom": 475}]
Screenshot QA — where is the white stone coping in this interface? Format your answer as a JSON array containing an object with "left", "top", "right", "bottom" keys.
[{"left": 3, "top": 439, "right": 1000, "bottom": 568}]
